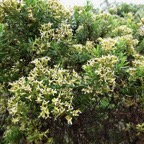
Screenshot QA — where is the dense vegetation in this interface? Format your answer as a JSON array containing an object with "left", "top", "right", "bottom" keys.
[{"left": 0, "top": 0, "right": 144, "bottom": 143}]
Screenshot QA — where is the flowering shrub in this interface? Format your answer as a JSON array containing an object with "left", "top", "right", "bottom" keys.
[
  {"left": 0, "top": 0, "right": 144, "bottom": 143},
  {"left": 8, "top": 57, "right": 81, "bottom": 142}
]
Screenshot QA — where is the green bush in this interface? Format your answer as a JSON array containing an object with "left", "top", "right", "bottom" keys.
[{"left": 0, "top": 0, "right": 144, "bottom": 143}]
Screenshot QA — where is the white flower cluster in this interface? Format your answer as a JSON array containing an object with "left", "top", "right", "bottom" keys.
[
  {"left": 82, "top": 55, "right": 118, "bottom": 95},
  {"left": 98, "top": 37, "right": 117, "bottom": 52},
  {"left": 116, "top": 34, "right": 139, "bottom": 55},
  {"left": 33, "top": 22, "right": 73, "bottom": 54},
  {"left": 8, "top": 57, "right": 81, "bottom": 132},
  {"left": 112, "top": 25, "right": 133, "bottom": 36},
  {"left": 126, "top": 53, "right": 144, "bottom": 81}
]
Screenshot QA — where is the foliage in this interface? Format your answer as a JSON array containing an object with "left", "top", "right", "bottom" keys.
[{"left": 0, "top": 0, "right": 144, "bottom": 143}]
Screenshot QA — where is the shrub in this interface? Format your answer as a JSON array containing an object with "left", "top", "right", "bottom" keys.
[{"left": 0, "top": 0, "right": 144, "bottom": 143}]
